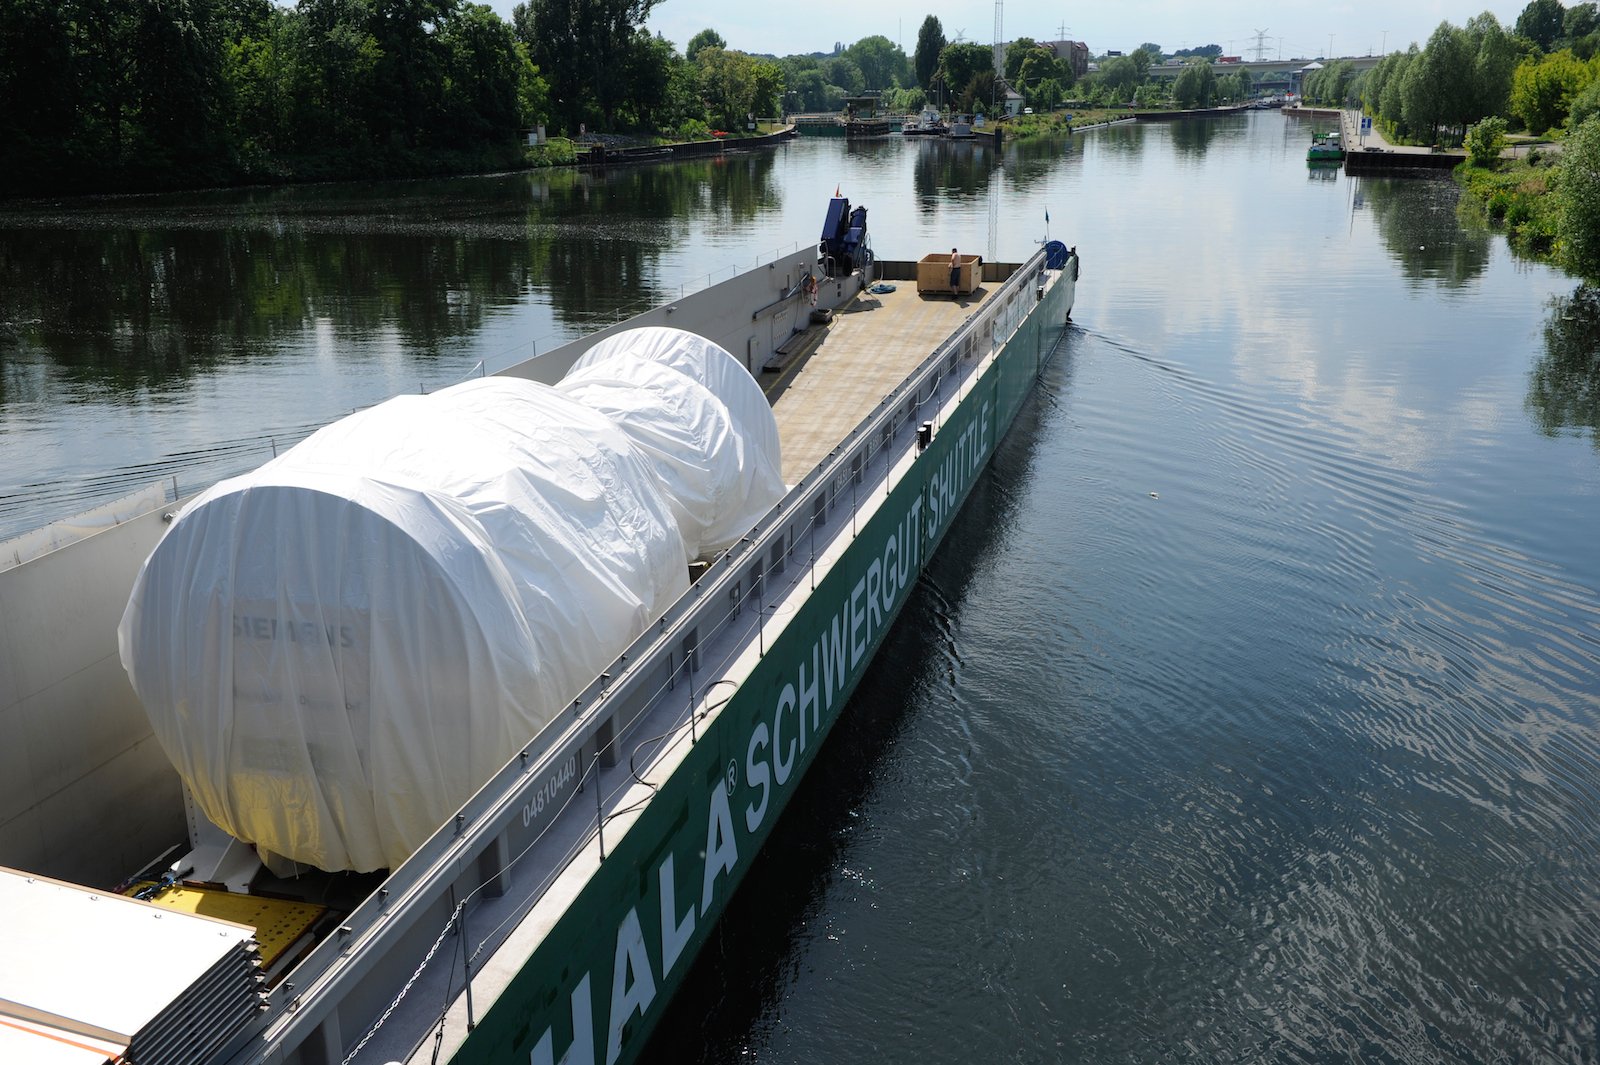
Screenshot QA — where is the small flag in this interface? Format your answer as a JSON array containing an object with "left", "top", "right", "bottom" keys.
[
  {"left": 835, "top": 184, "right": 841, "bottom": 197},
  {"left": 1045, "top": 208, "right": 1050, "bottom": 223}
]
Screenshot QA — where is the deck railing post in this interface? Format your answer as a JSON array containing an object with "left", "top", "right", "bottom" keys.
[
  {"left": 594, "top": 755, "right": 605, "bottom": 862},
  {"left": 687, "top": 659, "right": 697, "bottom": 745},
  {"left": 459, "top": 903, "right": 476, "bottom": 1031},
  {"left": 809, "top": 515, "right": 817, "bottom": 592}
]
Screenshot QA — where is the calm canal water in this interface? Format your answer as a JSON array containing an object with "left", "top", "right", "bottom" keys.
[{"left": 5, "top": 114, "right": 1599, "bottom": 1062}]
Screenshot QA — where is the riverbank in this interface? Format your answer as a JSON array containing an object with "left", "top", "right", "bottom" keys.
[
  {"left": 3, "top": 141, "right": 577, "bottom": 200},
  {"left": 1, "top": 125, "right": 808, "bottom": 201},
  {"left": 1003, "top": 104, "right": 1253, "bottom": 141},
  {"left": 578, "top": 125, "right": 797, "bottom": 167},
  {"left": 1457, "top": 153, "right": 1560, "bottom": 261}
]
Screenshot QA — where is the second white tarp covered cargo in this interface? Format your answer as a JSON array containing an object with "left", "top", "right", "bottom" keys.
[{"left": 564, "top": 326, "right": 784, "bottom": 559}]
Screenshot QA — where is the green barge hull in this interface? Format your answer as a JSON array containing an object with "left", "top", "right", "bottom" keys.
[{"left": 440, "top": 262, "right": 1074, "bottom": 1065}]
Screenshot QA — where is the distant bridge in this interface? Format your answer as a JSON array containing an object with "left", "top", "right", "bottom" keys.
[{"left": 1144, "top": 55, "right": 1384, "bottom": 79}]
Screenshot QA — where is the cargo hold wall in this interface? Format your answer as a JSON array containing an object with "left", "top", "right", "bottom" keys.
[{"left": 0, "top": 507, "right": 186, "bottom": 886}]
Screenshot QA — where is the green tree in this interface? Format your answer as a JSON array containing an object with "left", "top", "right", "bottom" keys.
[
  {"left": 822, "top": 55, "right": 864, "bottom": 95},
  {"left": 964, "top": 69, "right": 997, "bottom": 114},
  {"left": 1431, "top": 23, "right": 1477, "bottom": 139},
  {"left": 519, "top": 0, "right": 661, "bottom": 131},
  {"left": 1570, "top": 75, "right": 1600, "bottom": 125},
  {"left": 1132, "top": 82, "right": 1164, "bottom": 108},
  {"left": 1306, "top": 59, "right": 1355, "bottom": 105},
  {"left": 697, "top": 47, "right": 782, "bottom": 128},
  {"left": 844, "top": 35, "right": 906, "bottom": 91},
  {"left": 781, "top": 59, "right": 827, "bottom": 110},
  {"left": 1517, "top": 0, "right": 1566, "bottom": 51},
  {"left": 686, "top": 28, "right": 724, "bottom": 63},
  {"left": 914, "top": 15, "right": 945, "bottom": 90},
  {"left": 658, "top": 45, "right": 707, "bottom": 132},
  {"left": 435, "top": 4, "right": 524, "bottom": 144},
  {"left": 1511, "top": 49, "right": 1594, "bottom": 133},
  {"left": 937, "top": 42, "right": 992, "bottom": 103},
  {"left": 365, "top": 0, "right": 456, "bottom": 149},
  {"left": 1003, "top": 36, "right": 1036, "bottom": 82},
  {"left": 1378, "top": 48, "right": 1418, "bottom": 138},
  {"left": 1172, "top": 60, "right": 1215, "bottom": 108},
  {"left": 224, "top": 8, "right": 295, "bottom": 159},
  {"left": 0, "top": 0, "right": 78, "bottom": 186},
  {"left": 516, "top": 41, "right": 552, "bottom": 125},
  {"left": 1559, "top": 115, "right": 1600, "bottom": 277},
  {"left": 1567, "top": 3, "right": 1600, "bottom": 41},
  {"left": 1016, "top": 48, "right": 1069, "bottom": 94},
  {"left": 1097, "top": 54, "right": 1140, "bottom": 98},
  {"left": 1401, "top": 24, "right": 1473, "bottom": 144},
  {"left": 292, "top": 2, "right": 385, "bottom": 151},
  {"left": 1464, "top": 114, "right": 1508, "bottom": 165},
  {"left": 1467, "top": 12, "right": 1518, "bottom": 119},
  {"left": 881, "top": 85, "right": 925, "bottom": 112}
]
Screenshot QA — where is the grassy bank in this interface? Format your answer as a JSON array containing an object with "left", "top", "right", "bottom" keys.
[
  {"left": 1002, "top": 108, "right": 1128, "bottom": 139},
  {"left": 1456, "top": 151, "right": 1561, "bottom": 260}
]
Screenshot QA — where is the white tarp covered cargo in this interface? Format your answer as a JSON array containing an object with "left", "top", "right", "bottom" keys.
[
  {"left": 572, "top": 327, "right": 783, "bottom": 513},
  {"left": 118, "top": 378, "right": 687, "bottom": 873},
  {"left": 558, "top": 329, "right": 784, "bottom": 558}
]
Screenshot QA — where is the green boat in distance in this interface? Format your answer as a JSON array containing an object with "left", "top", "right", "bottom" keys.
[{"left": 1308, "top": 130, "right": 1344, "bottom": 163}]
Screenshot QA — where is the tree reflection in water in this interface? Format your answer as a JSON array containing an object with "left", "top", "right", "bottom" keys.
[
  {"left": 911, "top": 138, "right": 999, "bottom": 207},
  {"left": 1359, "top": 176, "right": 1491, "bottom": 289},
  {"left": 1528, "top": 285, "right": 1600, "bottom": 446},
  {"left": 0, "top": 152, "right": 784, "bottom": 401}
]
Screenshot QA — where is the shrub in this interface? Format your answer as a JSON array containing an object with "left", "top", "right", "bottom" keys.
[
  {"left": 1465, "top": 116, "right": 1508, "bottom": 168},
  {"left": 1558, "top": 115, "right": 1600, "bottom": 278},
  {"left": 1572, "top": 78, "right": 1600, "bottom": 130}
]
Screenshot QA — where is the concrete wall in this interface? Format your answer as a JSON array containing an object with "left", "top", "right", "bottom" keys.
[{"left": 0, "top": 508, "right": 186, "bottom": 886}]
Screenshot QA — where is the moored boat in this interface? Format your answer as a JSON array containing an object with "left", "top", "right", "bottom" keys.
[
  {"left": 0, "top": 196, "right": 1078, "bottom": 1065},
  {"left": 1308, "top": 130, "right": 1343, "bottom": 163},
  {"left": 901, "top": 107, "right": 947, "bottom": 136}
]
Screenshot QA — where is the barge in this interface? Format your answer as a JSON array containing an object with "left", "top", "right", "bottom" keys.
[{"left": 0, "top": 198, "right": 1077, "bottom": 1065}]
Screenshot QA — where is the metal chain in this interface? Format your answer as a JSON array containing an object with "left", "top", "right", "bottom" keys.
[{"left": 342, "top": 901, "right": 464, "bottom": 1065}]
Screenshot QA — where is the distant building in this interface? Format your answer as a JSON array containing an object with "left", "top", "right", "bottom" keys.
[{"left": 1045, "top": 39, "right": 1090, "bottom": 78}]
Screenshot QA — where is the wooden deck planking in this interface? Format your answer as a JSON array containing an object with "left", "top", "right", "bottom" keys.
[{"left": 770, "top": 284, "right": 992, "bottom": 483}]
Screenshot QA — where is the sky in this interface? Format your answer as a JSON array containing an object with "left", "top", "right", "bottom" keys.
[{"left": 484, "top": 0, "right": 1525, "bottom": 62}]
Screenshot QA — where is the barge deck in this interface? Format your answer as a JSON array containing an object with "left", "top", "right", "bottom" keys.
[{"left": 770, "top": 281, "right": 995, "bottom": 480}]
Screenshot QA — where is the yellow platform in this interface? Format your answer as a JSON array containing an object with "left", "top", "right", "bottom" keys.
[{"left": 125, "top": 882, "right": 326, "bottom": 973}]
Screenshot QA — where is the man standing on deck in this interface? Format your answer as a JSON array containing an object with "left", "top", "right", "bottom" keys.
[{"left": 949, "top": 247, "right": 961, "bottom": 295}]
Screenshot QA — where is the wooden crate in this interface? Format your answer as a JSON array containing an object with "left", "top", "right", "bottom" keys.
[{"left": 916, "top": 253, "right": 979, "bottom": 295}]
